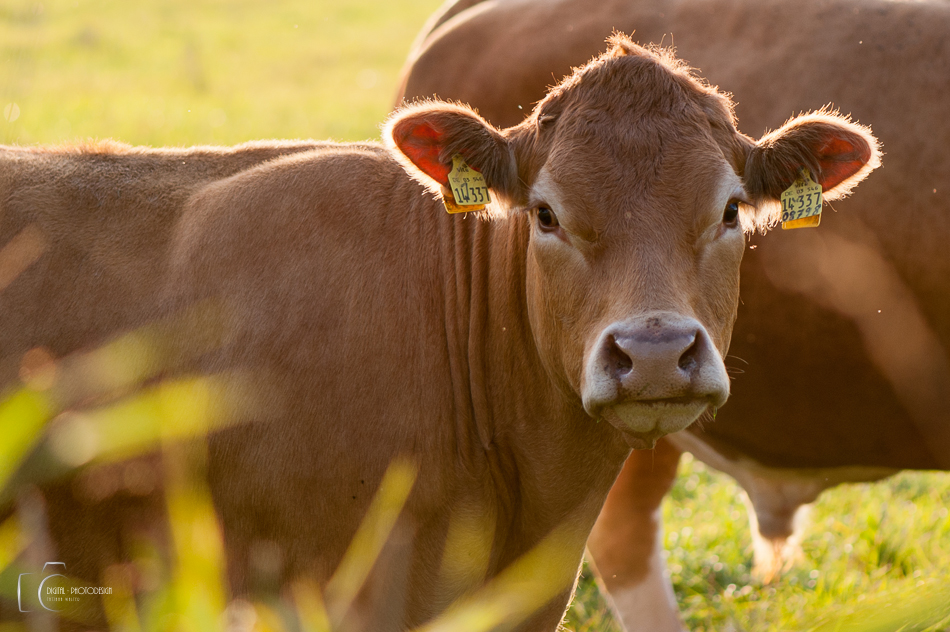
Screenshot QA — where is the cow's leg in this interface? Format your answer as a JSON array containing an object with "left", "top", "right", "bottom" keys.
[
  {"left": 737, "top": 474, "right": 821, "bottom": 582},
  {"left": 586, "top": 437, "right": 684, "bottom": 632},
  {"left": 667, "top": 431, "right": 896, "bottom": 581},
  {"left": 667, "top": 431, "right": 821, "bottom": 581}
]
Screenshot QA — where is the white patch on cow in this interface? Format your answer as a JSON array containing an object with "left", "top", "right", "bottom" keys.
[
  {"left": 529, "top": 166, "right": 561, "bottom": 206},
  {"left": 598, "top": 508, "right": 686, "bottom": 632},
  {"left": 605, "top": 400, "right": 708, "bottom": 437},
  {"left": 668, "top": 431, "right": 898, "bottom": 578},
  {"left": 527, "top": 166, "right": 571, "bottom": 237},
  {"left": 692, "top": 164, "right": 750, "bottom": 238}
]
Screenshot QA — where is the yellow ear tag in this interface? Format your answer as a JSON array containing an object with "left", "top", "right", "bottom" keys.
[
  {"left": 780, "top": 168, "right": 823, "bottom": 229},
  {"left": 443, "top": 154, "right": 490, "bottom": 214}
]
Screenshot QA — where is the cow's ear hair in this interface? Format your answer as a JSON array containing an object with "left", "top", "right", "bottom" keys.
[
  {"left": 744, "top": 111, "right": 881, "bottom": 225},
  {"left": 385, "top": 101, "right": 519, "bottom": 205}
]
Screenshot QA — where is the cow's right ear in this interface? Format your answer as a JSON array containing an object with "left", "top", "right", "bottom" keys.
[{"left": 384, "top": 102, "right": 519, "bottom": 206}]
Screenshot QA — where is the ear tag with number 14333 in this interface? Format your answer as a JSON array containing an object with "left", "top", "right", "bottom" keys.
[
  {"left": 442, "top": 154, "right": 491, "bottom": 214},
  {"left": 781, "top": 168, "right": 823, "bottom": 230}
]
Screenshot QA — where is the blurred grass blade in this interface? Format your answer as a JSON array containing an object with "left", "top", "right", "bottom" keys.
[
  {"left": 416, "top": 523, "right": 580, "bottom": 632},
  {"left": 0, "top": 388, "right": 52, "bottom": 488},
  {"left": 102, "top": 564, "right": 143, "bottom": 632},
  {"left": 323, "top": 458, "right": 417, "bottom": 625},
  {"left": 292, "top": 580, "right": 332, "bottom": 632},
  {"left": 164, "top": 443, "right": 227, "bottom": 632},
  {"left": 439, "top": 507, "right": 495, "bottom": 597},
  {"left": 47, "top": 374, "right": 256, "bottom": 468},
  {"left": 0, "top": 514, "right": 26, "bottom": 574},
  {"left": 50, "top": 300, "right": 226, "bottom": 409},
  {"left": 808, "top": 583, "right": 950, "bottom": 632}
]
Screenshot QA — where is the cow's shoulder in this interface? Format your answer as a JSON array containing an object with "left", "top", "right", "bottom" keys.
[
  {"left": 169, "top": 141, "right": 424, "bottom": 295},
  {"left": 180, "top": 141, "right": 404, "bottom": 231}
]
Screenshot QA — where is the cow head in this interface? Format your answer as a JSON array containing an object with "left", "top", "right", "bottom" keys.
[{"left": 385, "top": 35, "right": 879, "bottom": 449}]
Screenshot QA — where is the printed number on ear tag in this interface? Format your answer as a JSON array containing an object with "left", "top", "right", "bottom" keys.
[
  {"left": 781, "top": 168, "right": 823, "bottom": 230},
  {"left": 443, "top": 154, "right": 490, "bottom": 214}
]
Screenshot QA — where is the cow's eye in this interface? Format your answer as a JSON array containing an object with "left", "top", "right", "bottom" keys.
[
  {"left": 723, "top": 200, "right": 741, "bottom": 227},
  {"left": 536, "top": 206, "right": 559, "bottom": 230}
]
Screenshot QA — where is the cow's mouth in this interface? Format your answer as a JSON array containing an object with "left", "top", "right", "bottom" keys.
[{"left": 600, "top": 398, "right": 711, "bottom": 449}]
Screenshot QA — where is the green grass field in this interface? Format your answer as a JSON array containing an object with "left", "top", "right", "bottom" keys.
[
  {"left": 566, "top": 455, "right": 950, "bottom": 632},
  {"left": 2, "top": 1, "right": 950, "bottom": 630}
]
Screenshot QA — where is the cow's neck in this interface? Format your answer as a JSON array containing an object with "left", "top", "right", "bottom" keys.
[{"left": 435, "top": 206, "right": 631, "bottom": 565}]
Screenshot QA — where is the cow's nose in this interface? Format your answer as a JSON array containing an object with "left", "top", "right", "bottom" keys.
[
  {"left": 603, "top": 325, "right": 703, "bottom": 390},
  {"left": 583, "top": 313, "right": 729, "bottom": 444}
]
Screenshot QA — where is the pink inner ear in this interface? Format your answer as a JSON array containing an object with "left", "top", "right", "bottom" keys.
[
  {"left": 393, "top": 119, "right": 451, "bottom": 185},
  {"left": 816, "top": 136, "right": 873, "bottom": 192}
]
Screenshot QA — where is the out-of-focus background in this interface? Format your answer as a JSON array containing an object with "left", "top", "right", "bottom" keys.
[
  {"left": 0, "top": 0, "right": 439, "bottom": 145},
  {"left": 1, "top": 1, "right": 949, "bottom": 631}
]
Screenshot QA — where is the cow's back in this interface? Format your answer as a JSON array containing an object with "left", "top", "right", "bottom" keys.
[
  {"left": 399, "top": 0, "right": 950, "bottom": 469},
  {"left": 0, "top": 140, "right": 324, "bottom": 387}
]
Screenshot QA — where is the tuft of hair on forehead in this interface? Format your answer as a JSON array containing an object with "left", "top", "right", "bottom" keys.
[{"left": 530, "top": 32, "right": 739, "bottom": 131}]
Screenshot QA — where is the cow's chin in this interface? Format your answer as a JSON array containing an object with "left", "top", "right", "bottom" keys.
[{"left": 601, "top": 400, "right": 709, "bottom": 450}]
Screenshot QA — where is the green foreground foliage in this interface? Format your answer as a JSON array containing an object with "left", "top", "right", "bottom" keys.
[{"left": 2, "top": 1, "right": 950, "bottom": 630}]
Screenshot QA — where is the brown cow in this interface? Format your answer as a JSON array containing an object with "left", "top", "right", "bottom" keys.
[
  {"left": 2, "top": 37, "right": 877, "bottom": 629},
  {"left": 159, "top": 36, "right": 876, "bottom": 630},
  {"left": 0, "top": 139, "right": 329, "bottom": 386},
  {"left": 397, "top": 0, "right": 950, "bottom": 630}
]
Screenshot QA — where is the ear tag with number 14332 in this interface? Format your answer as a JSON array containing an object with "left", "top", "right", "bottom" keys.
[
  {"left": 781, "top": 168, "right": 823, "bottom": 230},
  {"left": 442, "top": 154, "right": 491, "bottom": 214}
]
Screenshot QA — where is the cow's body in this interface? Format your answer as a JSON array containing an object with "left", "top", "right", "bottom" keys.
[
  {"left": 1, "top": 36, "right": 878, "bottom": 631},
  {"left": 397, "top": 0, "right": 950, "bottom": 629},
  {"left": 168, "top": 142, "right": 635, "bottom": 629},
  {"left": 0, "top": 140, "right": 325, "bottom": 384}
]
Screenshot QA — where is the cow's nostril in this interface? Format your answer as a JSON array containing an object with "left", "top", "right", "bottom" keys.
[
  {"left": 606, "top": 334, "right": 634, "bottom": 376},
  {"left": 677, "top": 335, "right": 700, "bottom": 372}
]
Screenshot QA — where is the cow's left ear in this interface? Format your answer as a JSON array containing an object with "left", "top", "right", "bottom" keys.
[
  {"left": 744, "top": 111, "right": 881, "bottom": 217},
  {"left": 385, "top": 101, "right": 519, "bottom": 206}
]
